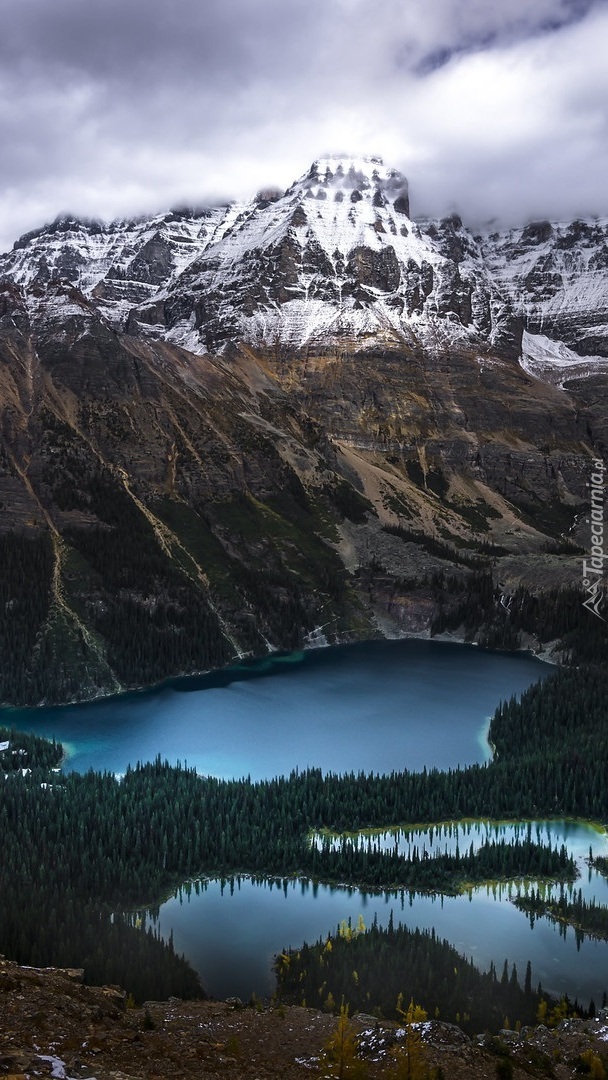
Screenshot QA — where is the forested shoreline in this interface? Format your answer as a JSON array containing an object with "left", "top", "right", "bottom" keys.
[
  {"left": 515, "top": 888, "right": 608, "bottom": 944},
  {"left": 0, "top": 523, "right": 604, "bottom": 709},
  {"left": 1, "top": 644, "right": 607, "bottom": 1014}
]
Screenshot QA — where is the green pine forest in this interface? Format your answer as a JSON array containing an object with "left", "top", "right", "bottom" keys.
[
  {"left": 273, "top": 916, "right": 590, "bottom": 1034},
  {"left": 1, "top": 618, "right": 608, "bottom": 1018}
]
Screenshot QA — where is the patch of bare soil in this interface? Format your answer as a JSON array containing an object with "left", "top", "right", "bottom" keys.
[{"left": 2, "top": 959, "right": 608, "bottom": 1079}]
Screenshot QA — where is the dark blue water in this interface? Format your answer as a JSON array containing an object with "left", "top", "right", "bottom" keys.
[{"left": 1, "top": 640, "right": 550, "bottom": 779}]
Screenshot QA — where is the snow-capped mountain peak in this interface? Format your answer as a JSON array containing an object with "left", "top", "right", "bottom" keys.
[
  {"left": 126, "top": 156, "right": 519, "bottom": 356},
  {"left": 289, "top": 154, "right": 410, "bottom": 214},
  {"left": 1, "top": 158, "right": 608, "bottom": 373}
]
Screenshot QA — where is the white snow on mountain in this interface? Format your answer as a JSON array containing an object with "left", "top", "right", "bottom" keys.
[
  {"left": 0, "top": 208, "right": 231, "bottom": 327},
  {"left": 2, "top": 156, "right": 608, "bottom": 365},
  {"left": 481, "top": 217, "right": 608, "bottom": 357},
  {"left": 150, "top": 155, "right": 515, "bottom": 355},
  {"left": 520, "top": 330, "right": 608, "bottom": 388}
]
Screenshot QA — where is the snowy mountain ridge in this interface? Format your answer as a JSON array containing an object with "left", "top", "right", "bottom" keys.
[
  {"left": 128, "top": 155, "right": 519, "bottom": 357},
  {"left": 2, "top": 156, "right": 608, "bottom": 378},
  {"left": 481, "top": 217, "right": 608, "bottom": 361}
]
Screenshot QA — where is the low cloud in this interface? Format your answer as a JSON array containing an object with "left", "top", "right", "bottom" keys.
[{"left": 0, "top": 0, "right": 607, "bottom": 250}]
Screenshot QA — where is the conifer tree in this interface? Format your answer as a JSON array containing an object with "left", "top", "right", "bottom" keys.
[
  {"left": 321, "top": 1002, "right": 367, "bottom": 1079},
  {"left": 389, "top": 998, "right": 431, "bottom": 1080}
]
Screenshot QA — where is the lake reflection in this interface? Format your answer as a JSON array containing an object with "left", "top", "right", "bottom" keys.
[{"left": 153, "top": 819, "right": 608, "bottom": 1005}]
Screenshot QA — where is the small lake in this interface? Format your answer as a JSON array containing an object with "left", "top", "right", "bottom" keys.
[
  {"left": 1, "top": 639, "right": 549, "bottom": 778},
  {"left": 152, "top": 820, "right": 608, "bottom": 1006}
]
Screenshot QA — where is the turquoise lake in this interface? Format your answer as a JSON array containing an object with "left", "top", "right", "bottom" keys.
[
  {"left": 5, "top": 638, "right": 606, "bottom": 1007},
  {"left": 2, "top": 639, "right": 549, "bottom": 778}
]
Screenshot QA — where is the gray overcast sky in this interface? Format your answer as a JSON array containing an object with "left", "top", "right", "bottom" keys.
[{"left": 1, "top": 0, "right": 607, "bottom": 251}]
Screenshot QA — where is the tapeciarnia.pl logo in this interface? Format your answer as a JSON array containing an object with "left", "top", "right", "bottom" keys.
[{"left": 582, "top": 458, "right": 606, "bottom": 620}]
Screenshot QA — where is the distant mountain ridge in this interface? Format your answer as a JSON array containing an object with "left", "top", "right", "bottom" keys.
[
  {"left": 2, "top": 155, "right": 608, "bottom": 367},
  {"left": 0, "top": 156, "right": 606, "bottom": 704}
]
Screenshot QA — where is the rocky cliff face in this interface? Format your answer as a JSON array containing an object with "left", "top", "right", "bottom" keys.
[
  {"left": 0, "top": 157, "right": 525, "bottom": 358},
  {"left": 0, "top": 208, "right": 225, "bottom": 316},
  {"left": 0, "top": 156, "right": 605, "bottom": 703}
]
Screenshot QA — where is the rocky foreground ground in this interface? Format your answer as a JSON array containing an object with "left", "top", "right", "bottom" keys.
[{"left": 2, "top": 957, "right": 608, "bottom": 1079}]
